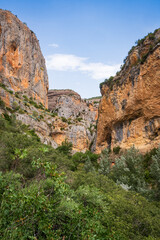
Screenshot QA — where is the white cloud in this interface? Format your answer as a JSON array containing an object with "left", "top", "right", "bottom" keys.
[
  {"left": 46, "top": 54, "right": 120, "bottom": 80},
  {"left": 48, "top": 43, "right": 59, "bottom": 48}
]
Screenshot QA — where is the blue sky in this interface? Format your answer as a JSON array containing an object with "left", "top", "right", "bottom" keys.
[{"left": 1, "top": 0, "right": 160, "bottom": 98}]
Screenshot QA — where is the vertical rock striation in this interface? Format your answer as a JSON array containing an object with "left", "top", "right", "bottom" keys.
[
  {"left": 96, "top": 29, "right": 160, "bottom": 153},
  {"left": 0, "top": 9, "right": 48, "bottom": 107},
  {"left": 48, "top": 89, "right": 100, "bottom": 152}
]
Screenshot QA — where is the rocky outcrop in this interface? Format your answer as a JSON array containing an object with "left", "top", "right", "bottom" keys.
[
  {"left": 0, "top": 9, "right": 48, "bottom": 108},
  {"left": 0, "top": 86, "right": 99, "bottom": 152},
  {"left": 0, "top": 9, "right": 100, "bottom": 153},
  {"left": 48, "top": 89, "right": 98, "bottom": 120},
  {"left": 48, "top": 89, "right": 81, "bottom": 110},
  {"left": 48, "top": 89, "right": 99, "bottom": 152},
  {"left": 96, "top": 29, "right": 160, "bottom": 153}
]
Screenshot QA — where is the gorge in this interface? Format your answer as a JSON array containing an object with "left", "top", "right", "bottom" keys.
[{"left": 0, "top": 9, "right": 160, "bottom": 154}]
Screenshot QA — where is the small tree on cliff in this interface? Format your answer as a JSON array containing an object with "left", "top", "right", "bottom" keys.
[{"left": 57, "top": 139, "right": 73, "bottom": 156}]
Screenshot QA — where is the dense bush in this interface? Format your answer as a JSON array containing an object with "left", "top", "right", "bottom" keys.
[
  {"left": 113, "top": 146, "right": 121, "bottom": 154},
  {"left": 99, "top": 146, "right": 160, "bottom": 201},
  {"left": 0, "top": 114, "right": 160, "bottom": 239}
]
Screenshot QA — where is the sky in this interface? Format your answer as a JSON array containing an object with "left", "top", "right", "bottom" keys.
[{"left": 1, "top": 0, "right": 160, "bottom": 98}]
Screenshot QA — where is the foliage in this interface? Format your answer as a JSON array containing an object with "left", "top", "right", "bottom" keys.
[
  {"left": 99, "top": 76, "right": 114, "bottom": 90},
  {"left": 72, "top": 150, "right": 99, "bottom": 171},
  {"left": 61, "top": 116, "right": 68, "bottom": 122},
  {"left": 22, "top": 95, "right": 45, "bottom": 110},
  {"left": 113, "top": 146, "right": 121, "bottom": 154},
  {"left": 98, "top": 146, "right": 160, "bottom": 201},
  {"left": 111, "top": 147, "right": 147, "bottom": 193},
  {"left": 0, "top": 97, "right": 5, "bottom": 109},
  {"left": 71, "top": 171, "right": 160, "bottom": 240},
  {"left": 0, "top": 115, "right": 160, "bottom": 239},
  {"left": 57, "top": 139, "right": 73, "bottom": 156},
  {"left": 0, "top": 82, "right": 13, "bottom": 94},
  {"left": 150, "top": 147, "right": 160, "bottom": 200},
  {"left": 99, "top": 149, "right": 111, "bottom": 175},
  {"left": 51, "top": 111, "right": 57, "bottom": 117},
  {"left": 12, "top": 101, "right": 20, "bottom": 111}
]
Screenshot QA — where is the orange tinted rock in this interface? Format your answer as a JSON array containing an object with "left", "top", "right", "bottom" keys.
[
  {"left": 48, "top": 89, "right": 100, "bottom": 152},
  {"left": 0, "top": 10, "right": 48, "bottom": 108},
  {"left": 96, "top": 29, "right": 160, "bottom": 153}
]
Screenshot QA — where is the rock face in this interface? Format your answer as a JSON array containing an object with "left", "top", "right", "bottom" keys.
[
  {"left": 0, "top": 10, "right": 99, "bottom": 153},
  {"left": 96, "top": 29, "right": 160, "bottom": 153},
  {"left": 48, "top": 89, "right": 98, "bottom": 120},
  {"left": 0, "top": 9, "right": 48, "bottom": 108},
  {"left": 48, "top": 89, "right": 81, "bottom": 110},
  {"left": 0, "top": 87, "right": 99, "bottom": 152},
  {"left": 48, "top": 89, "right": 99, "bottom": 152}
]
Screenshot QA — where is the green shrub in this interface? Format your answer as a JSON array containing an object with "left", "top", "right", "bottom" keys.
[
  {"left": 0, "top": 115, "right": 160, "bottom": 239},
  {"left": 0, "top": 97, "right": 5, "bottom": 109},
  {"left": 15, "top": 92, "right": 20, "bottom": 98},
  {"left": 32, "top": 111, "right": 38, "bottom": 118},
  {"left": 98, "top": 149, "right": 111, "bottom": 175},
  {"left": 23, "top": 95, "right": 29, "bottom": 101},
  {"left": 150, "top": 147, "right": 160, "bottom": 200},
  {"left": 51, "top": 112, "right": 57, "bottom": 117},
  {"left": 18, "top": 109, "right": 25, "bottom": 114},
  {"left": 113, "top": 146, "right": 121, "bottom": 154},
  {"left": 57, "top": 139, "right": 73, "bottom": 156},
  {"left": 12, "top": 101, "right": 20, "bottom": 111},
  {"left": 61, "top": 116, "right": 67, "bottom": 122},
  {"left": 140, "top": 52, "right": 149, "bottom": 64},
  {"left": 76, "top": 117, "right": 83, "bottom": 122}
]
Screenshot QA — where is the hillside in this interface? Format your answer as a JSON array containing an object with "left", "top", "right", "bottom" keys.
[{"left": 0, "top": 115, "right": 160, "bottom": 239}]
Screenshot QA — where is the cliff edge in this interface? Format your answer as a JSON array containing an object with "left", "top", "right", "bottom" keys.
[
  {"left": 96, "top": 29, "right": 160, "bottom": 153},
  {"left": 0, "top": 9, "right": 48, "bottom": 108}
]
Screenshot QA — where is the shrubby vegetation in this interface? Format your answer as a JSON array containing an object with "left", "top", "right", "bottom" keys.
[
  {"left": 0, "top": 114, "right": 160, "bottom": 239},
  {"left": 99, "top": 28, "right": 160, "bottom": 90},
  {"left": 99, "top": 147, "right": 160, "bottom": 201}
]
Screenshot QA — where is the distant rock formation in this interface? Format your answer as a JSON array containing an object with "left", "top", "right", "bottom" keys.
[
  {"left": 48, "top": 89, "right": 100, "bottom": 152},
  {"left": 96, "top": 29, "right": 160, "bottom": 153},
  {"left": 0, "top": 9, "right": 100, "bottom": 153},
  {"left": 0, "top": 9, "right": 48, "bottom": 108},
  {"left": 48, "top": 89, "right": 81, "bottom": 110}
]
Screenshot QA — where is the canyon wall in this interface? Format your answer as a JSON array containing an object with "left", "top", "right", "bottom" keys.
[
  {"left": 0, "top": 9, "right": 99, "bottom": 153},
  {"left": 0, "top": 9, "right": 48, "bottom": 108},
  {"left": 96, "top": 29, "right": 160, "bottom": 153},
  {"left": 48, "top": 89, "right": 99, "bottom": 152}
]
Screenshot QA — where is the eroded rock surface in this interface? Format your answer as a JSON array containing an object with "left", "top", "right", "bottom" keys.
[
  {"left": 96, "top": 29, "right": 160, "bottom": 153},
  {"left": 0, "top": 9, "right": 48, "bottom": 107},
  {"left": 0, "top": 87, "right": 100, "bottom": 152},
  {"left": 48, "top": 89, "right": 100, "bottom": 152}
]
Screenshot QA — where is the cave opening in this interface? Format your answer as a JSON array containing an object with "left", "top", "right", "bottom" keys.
[
  {"left": 10, "top": 41, "right": 17, "bottom": 52},
  {"left": 104, "top": 126, "right": 112, "bottom": 149},
  {"left": 106, "top": 133, "right": 112, "bottom": 148}
]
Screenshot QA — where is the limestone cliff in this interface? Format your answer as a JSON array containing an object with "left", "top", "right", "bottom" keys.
[
  {"left": 0, "top": 87, "right": 99, "bottom": 152},
  {"left": 0, "top": 10, "right": 99, "bottom": 153},
  {"left": 96, "top": 29, "right": 160, "bottom": 153},
  {"left": 48, "top": 89, "right": 99, "bottom": 152},
  {"left": 0, "top": 9, "right": 48, "bottom": 108}
]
